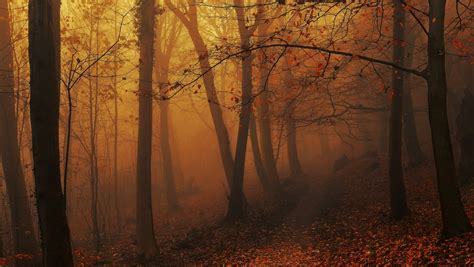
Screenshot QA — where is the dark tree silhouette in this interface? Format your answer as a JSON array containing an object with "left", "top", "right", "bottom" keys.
[
  {"left": 28, "top": 0, "right": 73, "bottom": 265},
  {"left": 136, "top": 0, "right": 159, "bottom": 259},
  {"left": 0, "top": 0, "right": 39, "bottom": 262}
]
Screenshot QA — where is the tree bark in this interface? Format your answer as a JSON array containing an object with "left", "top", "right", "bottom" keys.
[
  {"left": 28, "top": 0, "right": 73, "bottom": 265},
  {"left": 283, "top": 58, "right": 303, "bottom": 179},
  {"left": 0, "top": 224, "right": 2, "bottom": 258},
  {"left": 257, "top": 25, "right": 280, "bottom": 193},
  {"left": 402, "top": 29, "right": 424, "bottom": 168},
  {"left": 402, "top": 82, "right": 424, "bottom": 167},
  {"left": 113, "top": 0, "right": 122, "bottom": 233},
  {"left": 227, "top": 1, "right": 255, "bottom": 220},
  {"left": 88, "top": 14, "right": 101, "bottom": 252},
  {"left": 155, "top": 13, "right": 181, "bottom": 213},
  {"left": 457, "top": 89, "right": 474, "bottom": 185},
  {"left": 0, "top": 0, "right": 39, "bottom": 263},
  {"left": 457, "top": 60, "right": 474, "bottom": 184},
  {"left": 377, "top": 95, "right": 389, "bottom": 155},
  {"left": 388, "top": 0, "right": 409, "bottom": 219},
  {"left": 165, "top": 0, "right": 234, "bottom": 187},
  {"left": 136, "top": 0, "right": 158, "bottom": 259},
  {"left": 159, "top": 99, "right": 180, "bottom": 212},
  {"left": 227, "top": 48, "right": 252, "bottom": 220},
  {"left": 286, "top": 114, "right": 303, "bottom": 178},
  {"left": 427, "top": 0, "right": 472, "bottom": 237},
  {"left": 250, "top": 112, "right": 271, "bottom": 192}
]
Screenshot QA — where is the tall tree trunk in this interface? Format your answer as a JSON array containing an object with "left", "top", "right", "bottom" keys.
[
  {"left": 165, "top": 0, "right": 234, "bottom": 187},
  {"left": 154, "top": 13, "right": 181, "bottom": 213},
  {"left": 0, "top": 223, "right": 2, "bottom": 258},
  {"left": 227, "top": 47, "right": 252, "bottom": 220},
  {"left": 457, "top": 89, "right": 474, "bottom": 185},
  {"left": 457, "top": 59, "right": 474, "bottom": 184},
  {"left": 0, "top": 0, "right": 39, "bottom": 262},
  {"left": 113, "top": 0, "right": 122, "bottom": 233},
  {"left": 377, "top": 95, "right": 389, "bottom": 155},
  {"left": 283, "top": 58, "right": 303, "bottom": 179},
  {"left": 376, "top": 95, "right": 389, "bottom": 157},
  {"left": 28, "top": 0, "right": 73, "bottom": 265},
  {"left": 402, "top": 82, "right": 424, "bottom": 167},
  {"left": 257, "top": 26, "right": 280, "bottom": 192},
  {"left": 388, "top": 0, "right": 409, "bottom": 219},
  {"left": 136, "top": 0, "right": 158, "bottom": 259},
  {"left": 402, "top": 30, "right": 424, "bottom": 168},
  {"left": 0, "top": 193, "right": 7, "bottom": 257},
  {"left": 427, "top": 0, "right": 472, "bottom": 237},
  {"left": 250, "top": 112, "right": 271, "bottom": 192},
  {"left": 159, "top": 98, "right": 180, "bottom": 212},
  {"left": 88, "top": 14, "right": 101, "bottom": 252},
  {"left": 227, "top": 2, "right": 254, "bottom": 220},
  {"left": 286, "top": 113, "right": 303, "bottom": 178}
]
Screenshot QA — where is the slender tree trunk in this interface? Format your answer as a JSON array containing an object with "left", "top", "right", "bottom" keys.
[
  {"left": 0, "top": 0, "right": 39, "bottom": 263},
  {"left": 0, "top": 86, "right": 39, "bottom": 265},
  {"left": 113, "top": 0, "right": 122, "bottom": 233},
  {"left": 250, "top": 112, "right": 271, "bottom": 192},
  {"left": 188, "top": 33, "right": 234, "bottom": 187},
  {"left": 227, "top": 3, "right": 254, "bottom": 219},
  {"left": 28, "top": 0, "right": 73, "bottom": 265},
  {"left": 154, "top": 14, "right": 181, "bottom": 212},
  {"left": 136, "top": 0, "right": 158, "bottom": 259},
  {"left": 427, "top": 0, "right": 472, "bottom": 237},
  {"left": 403, "top": 31, "right": 424, "bottom": 168},
  {"left": 165, "top": 0, "right": 234, "bottom": 186},
  {"left": 0, "top": 224, "right": 2, "bottom": 258},
  {"left": 0, "top": 192, "right": 7, "bottom": 257},
  {"left": 283, "top": 58, "right": 303, "bottom": 179},
  {"left": 159, "top": 98, "right": 180, "bottom": 212},
  {"left": 286, "top": 113, "right": 303, "bottom": 178},
  {"left": 402, "top": 82, "right": 424, "bottom": 167},
  {"left": 377, "top": 95, "right": 389, "bottom": 155},
  {"left": 388, "top": 0, "right": 409, "bottom": 219},
  {"left": 457, "top": 60, "right": 474, "bottom": 184},
  {"left": 87, "top": 13, "right": 101, "bottom": 252},
  {"left": 257, "top": 26, "right": 280, "bottom": 192},
  {"left": 457, "top": 90, "right": 474, "bottom": 185},
  {"left": 227, "top": 47, "right": 252, "bottom": 220}
]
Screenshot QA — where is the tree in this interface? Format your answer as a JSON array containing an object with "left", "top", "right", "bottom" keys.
[
  {"left": 155, "top": 8, "right": 181, "bottom": 212},
  {"left": 226, "top": 0, "right": 263, "bottom": 221},
  {"left": 402, "top": 23, "right": 424, "bottom": 168},
  {"left": 256, "top": 18, "right": 281, "bottom": 193},
  {"left": 0, "top": 0, "right": 39, "bottom": 263},
  {"left": 28, "top": 0, "right": 74, "bottom": 265},
  {"left": 426, "top": 0, "right": 472, "bottom": 237},
  {"left": 165, "top": 0, "right": 234, "bottom": 187},
  {"left": 221, "top": 0, "right": 471, "bottom": 235},
  {"left": 456, "top": 89, "right": 474, "bottom": 185},
  {"left": 388, "top": 0, "right": 409, "bottom": 219},
  {"left": 136, "top": 0, "right": 159, "bottom": 259},
  {"left": 456, "top": 54, "right": 474, "bottom": 184},
  {"left": 86, "top": 5, "right": 102, "bottom": 251},
  {"left": 283, "top": 60, "right": 303, "bottom": 179},
  {"left": 249, "top": 112, "right": 271, "bottom": 192},
  {"left": 112, "top": 0, "right": 122, "bottom": 233}
]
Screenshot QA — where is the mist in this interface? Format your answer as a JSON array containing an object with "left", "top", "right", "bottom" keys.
[{"left": 0, "top": 0, "right": 473, "bottom": 265}]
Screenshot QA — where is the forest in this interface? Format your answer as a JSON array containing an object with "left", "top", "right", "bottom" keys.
[{"left": 0, "top": 0, "right": 473, "bottom": 265}]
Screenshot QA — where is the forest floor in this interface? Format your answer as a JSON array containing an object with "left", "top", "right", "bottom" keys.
[{"left": 77, "top": 157, "right": 473, "bottom": 266}]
